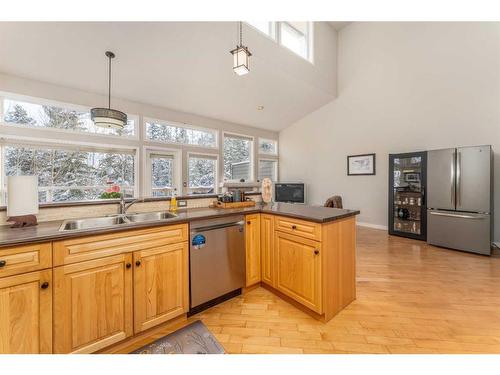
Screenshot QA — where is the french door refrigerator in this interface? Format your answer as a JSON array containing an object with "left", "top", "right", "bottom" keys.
[
  {"left": 389, "top": 151, "right": 427, "bottom": 240},
  {"left": 427, "top": 145, "right": 493, "bottom": 255}
]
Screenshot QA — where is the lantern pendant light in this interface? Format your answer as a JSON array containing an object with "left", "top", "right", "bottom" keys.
[
  {"left": 91, "top": 51, "right": 127, "bottom": 129},
  {"left": 230, "top": 22, "right": 252, "bottom": 76}
]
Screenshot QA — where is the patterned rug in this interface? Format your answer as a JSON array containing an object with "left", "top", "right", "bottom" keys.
[{"left": 130, "top": 320, "right": 225, "bottom": 354}]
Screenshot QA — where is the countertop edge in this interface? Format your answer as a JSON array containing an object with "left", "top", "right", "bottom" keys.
[{"left": 0, "top": 206, "right": 360, "bottom": 248}]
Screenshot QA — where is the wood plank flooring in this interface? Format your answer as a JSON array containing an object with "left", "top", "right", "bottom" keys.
[{"left": 117, "top": 227, "right": 500, "bottom": 354}]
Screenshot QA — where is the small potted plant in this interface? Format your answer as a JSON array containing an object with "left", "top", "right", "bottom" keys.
[{"left": 100, "top": 181, "right": 121, "bottom": 199}]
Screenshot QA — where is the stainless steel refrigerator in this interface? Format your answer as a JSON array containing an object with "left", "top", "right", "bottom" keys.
[{"left": 427, "top": 145, "right": 493, "bottom": 255}]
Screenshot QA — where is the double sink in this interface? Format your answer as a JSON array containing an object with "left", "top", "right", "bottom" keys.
[{"left": 59, "top": 211, "right": 178, "bottom": 232}]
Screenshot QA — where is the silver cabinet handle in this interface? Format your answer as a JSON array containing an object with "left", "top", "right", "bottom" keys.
[{"left": 429, "top": 211, "right": 484, "bottom": 220}]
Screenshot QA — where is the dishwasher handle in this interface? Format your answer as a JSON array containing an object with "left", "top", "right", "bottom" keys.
[{"left": 191, "top": 221, "right": 245, "bottom": 233}]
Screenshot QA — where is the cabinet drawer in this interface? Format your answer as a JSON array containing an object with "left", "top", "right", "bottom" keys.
[
  {"left": 274, "top": 216, "right": 322, "bottom": 241},
  {"left": 53, "top": 224, "right": 188, "bottom": 266},
  {"left": 0, "top": 243, "right": 52, "bottom": 278}
]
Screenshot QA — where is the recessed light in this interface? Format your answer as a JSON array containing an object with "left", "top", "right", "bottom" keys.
[{"left": 257, "top": 105, "right": 264, "bottom": 110}]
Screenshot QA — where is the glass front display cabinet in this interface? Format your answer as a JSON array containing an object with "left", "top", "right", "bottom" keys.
[{"left": 388, "top": 151, "right": 427, "bottom": 240}]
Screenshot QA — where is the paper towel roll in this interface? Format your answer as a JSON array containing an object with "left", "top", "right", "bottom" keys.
[{"left": 7, "top": 175, "right": 39, "bottom": 216}]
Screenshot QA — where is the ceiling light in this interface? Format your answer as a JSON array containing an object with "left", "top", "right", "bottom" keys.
[
  {"left": 91, "top": 51, "right": 127, "bottom": 129},
  {"left": 257, "top": 105, "right": 264, "bottom": 110},
  {"left": 230, "top": 22, "right": 252, "bottom": 76}
]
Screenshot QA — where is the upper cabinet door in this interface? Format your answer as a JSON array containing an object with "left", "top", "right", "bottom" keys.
[
  {"left": 427, "top": 148, "right": 456, "bottom": 210},
  {"left": 456, "top": 146, "right": 491, "bottom": 213}
]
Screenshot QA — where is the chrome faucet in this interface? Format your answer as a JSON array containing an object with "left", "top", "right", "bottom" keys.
[{"left": 119, "top": 194, "right": 141, "bottom": 215}]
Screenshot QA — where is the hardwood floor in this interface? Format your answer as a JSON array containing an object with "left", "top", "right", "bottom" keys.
[{"left": 116, "top": 227, "right": 500, "bottom": 354}]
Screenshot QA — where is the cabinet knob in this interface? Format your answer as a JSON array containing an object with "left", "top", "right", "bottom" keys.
[
  {"left": 314, "top": 250, "right": 320, "bottom": 255},
  {"left": 291, "top": 225, "right": 297, "bottom": 230},
  {"left": 136, "top": 260, "right": 142, "bottom": 267},
  {"left": 41, "top": 282, "right": 49, "bottom": 289},
  {"left": 0, "top": 260, "right": 6, "bottom": 268},
  {"left": 247, "top": 221, "right": 251, "bottom": 225},
  {"left": 126, "top": 263, "right": 132, "bottom": 269}
]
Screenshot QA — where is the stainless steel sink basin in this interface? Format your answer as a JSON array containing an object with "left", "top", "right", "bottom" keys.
[
  {"left": 59, "top": 215, "right": 129, "bottom": 231},
  {"left": 59, "top": 211, "right": 178, "bottom": 232},
  {"left": 126, "top": 211, "right": 178, "bottom": 223}
]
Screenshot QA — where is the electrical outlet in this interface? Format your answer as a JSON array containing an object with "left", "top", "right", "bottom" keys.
[{"left": 177, "top": 200, "right": 187, "bottom": 208}]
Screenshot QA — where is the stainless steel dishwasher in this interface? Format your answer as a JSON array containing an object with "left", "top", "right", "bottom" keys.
[{"left": 189, "top": 215, "right": 246, "bottom": 314}]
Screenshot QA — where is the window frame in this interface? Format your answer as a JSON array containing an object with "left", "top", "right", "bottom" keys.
[
  {"left": 222, "top": 131, "right": 255, "bottom": 183},
  {"left": 186, "top": 151, "right": 219, "bottom": 195},
  {"left": 258, "top": 158, "right": 279, "bottom": 182},
  {"left": 278, "top": 21, "right": 313, "bottom": 62},
  {"left": 144, "top": 117, "right": 219, "bottom": 149},
  {"left": 245, "top": 21, "right": 314, "bottom": 63},
  {"left": 0, "top": 93, "right": 140, "bottom": 140},
  {"left": 245, "top": 21, "right": 277, "bottom": 41},
  {"left": 258, "top": 137, "right": 278, "bottom": 156},
  {"left": 0, "top": 134, "right": 140, "bottom": 205},
  {"left": 143, "top": 146, "right": 182, "bottom": 198}
]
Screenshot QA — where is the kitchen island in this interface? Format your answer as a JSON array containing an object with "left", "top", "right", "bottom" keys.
[{"left": 0, "top": 203, "right": 359, "bottom": 353}]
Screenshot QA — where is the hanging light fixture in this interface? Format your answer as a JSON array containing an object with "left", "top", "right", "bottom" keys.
[
  {"left": 230, "top": 22, "right": 252, "bottom": 76},
  {"left": 91, "top": 51, "right": 127, "bottom": 129}
]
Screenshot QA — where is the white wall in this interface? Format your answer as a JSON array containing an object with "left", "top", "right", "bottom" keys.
[
  {"left": 0, "top": 73, "right": 279, "bottom": 197},
  {"left": 279, "top": 22, "right": 500, "bottom": 240}
]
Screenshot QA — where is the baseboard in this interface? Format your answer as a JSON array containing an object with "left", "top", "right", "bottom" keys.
[{"left": 356, "top": 222, "right": 388, "bottom": 231}]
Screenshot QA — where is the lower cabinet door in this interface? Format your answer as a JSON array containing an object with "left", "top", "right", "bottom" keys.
[
  {"left": 245, "top": 214, "right": 261, "bottom": 286},
  {"left": 0, "top": 270, "right": 52, "bottom": 354},
  {"left": 53, "top": 254, "right": 133, "bottom": 354},
  {"left": 133, "top": 242, "right": 189, "bottom": 333},
  {"left": 274, "top": 231, "right": 322, "bottom": 313},
  {"left": 260, "top": 214, "right": 274, "bottom": 286}
]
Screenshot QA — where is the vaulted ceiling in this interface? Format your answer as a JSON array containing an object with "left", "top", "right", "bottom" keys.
[{"left": 0, "top": 22, "right": 338, "bottom": 131}]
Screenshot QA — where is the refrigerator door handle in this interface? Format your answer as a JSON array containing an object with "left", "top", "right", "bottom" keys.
[
  {"left": 450, "top": 151, "right": 455, "bottom": 207},
  {"left": 429, "top": 211, "right": 486, "bottom": 220},
  {"left": 456, "top": 150, "right": 461, "bottom": 207}
]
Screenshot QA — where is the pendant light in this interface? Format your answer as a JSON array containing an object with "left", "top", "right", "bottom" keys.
[
  {"left": 91, "top": 51, "right": 127, "bottom": 129},
  {"left": 230, "top": 22, "right": 252, "bottom": 76}
]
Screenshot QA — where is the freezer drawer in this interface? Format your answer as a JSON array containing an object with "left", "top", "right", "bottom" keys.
[{"left": 427, "top": 210, "right": 491, "bottom": 255}]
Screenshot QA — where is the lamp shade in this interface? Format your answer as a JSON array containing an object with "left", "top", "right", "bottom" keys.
[{"left": 7, "top": 176, "right": 39, "bottom": 216}]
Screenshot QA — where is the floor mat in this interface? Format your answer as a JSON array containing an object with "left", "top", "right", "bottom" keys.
[{"left": 130, "top": 320, "right": 225, "bottom": 354}]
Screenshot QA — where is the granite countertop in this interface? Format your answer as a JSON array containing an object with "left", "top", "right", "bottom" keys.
[{"left": 0, "top": 203, "right": 359, "bottom": 247}]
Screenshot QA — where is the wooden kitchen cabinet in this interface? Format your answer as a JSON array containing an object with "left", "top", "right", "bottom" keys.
[
  {"left": 133, "top": 241, "right": 189, "bottom": 333},
  {"left": 0, "top": 270, "right": 52, "bottom": 354},
  {"left": 260, "top": 214, "right": 274, "bottom": 286},
  {"left": 245, "top": 214, "right": 261, "bottom": 286},
  {"left": 53, "top": 253, "right": 133, "bottom": 354},
  {"left": 274, "top": 231, "right": 322, "bottom": 314}
]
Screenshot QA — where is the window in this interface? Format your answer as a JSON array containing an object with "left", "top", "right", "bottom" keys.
[
  {"left": 246, "top": 21, "right": 276, "bottom": 39},
  {"left": 1, "top": 143, "right": 136, "bottom": 203},
  {"left": 280, "top": 22, "right": 311, "bottom": 60},
  {"left": 145, "top": 119, "right": 217, "bottom": 148},
  {"left": 147, "top": 152, "right": 178, "bottom": 197},
  {"left": 223, "top": 133, "right": 253, "bottom": 181},
  {"left": 246, "top": 22, "right": 313, "bottom": 61},
  {"left": 2, "top": 97, "right": 136, "bottom": 137},
  {"left": 258, "top": 138, "right": 278, "bottom": 155},
  {"left": 258, "top": 159, "right": 278, "bottom": 182},
  {"left": 188, "top": 153, "right": 217, "bottom": 194}
]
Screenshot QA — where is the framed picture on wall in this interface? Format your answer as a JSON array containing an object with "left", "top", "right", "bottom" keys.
[{"left": 347, "top": 153, "right": 376, "bottom": 176}]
